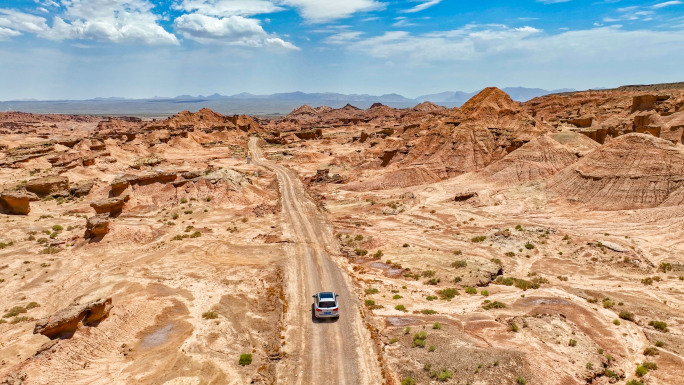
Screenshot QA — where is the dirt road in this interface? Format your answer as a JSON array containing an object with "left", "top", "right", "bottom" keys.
[{"left": 249, "top": 138, "right": 382, "bottom": 385}]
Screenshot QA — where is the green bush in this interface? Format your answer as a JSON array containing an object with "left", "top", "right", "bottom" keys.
[
  {"left": 626, "top": 380, "right": 644, "bottom": 385},
  {"left": 655, "top": 340, "right": 664, "bottom": 347},
  {"left": 465, "top": 286, "right": 477, "bottom": 294},
  {"left": 437, "top": 369, "right": 452, "bottom": 381},
  {"left": 364, "top": 300, "right": 375, "bottom": 307},
  {"left": 389, "top": 337, "right": 398, "bottom": 344},
  {"left": 641, "top": 277, "right": 653, "bottom": 285},
  {"left": 481, "top": 290, "right": 489, "bottom": 296},
  {"left": 432, "top": 322, "right": 442, "bottom": 329},
  {"left": 619, "top": 311, "right": 635, "bottom": 321},
  {"left": 635, "top": 365, "right": 648, "bottom": 377},
  {"left": 451, "top": 260, "right": 467, "bottom": 268},
  {"left": 26, "top": 302, "right": 40, "bottom": 310},
  {"left": 613, "top": 319, "right": 621, "bottom": 325},
  {"left": 395, "top": 304, "right": 407, "bottom": 312},
  {"left": 516, "top": 376, "right": 527, "bottom": 385},
  {"left": 471, "top": 236, "right": 486, "bottom": 243},
  {"left": 51, "top": 225, "right": 63, "bottom": 232},
  {"left": 3, "top": 306, "right": 27, "bottom": 318},
  {"left": 649, "top": 320, "right": 668, "bottom": 332},
  {"left": 437, "top": 288, "right": 459, "bottom": 300},
  {"left": 202, "top": 311, "right": 218, "bottom": 319},
  {"left": 365, "top": 287, "right": 379, "bottom": 295},
  {"left": 642, "top": 362, "right": 657, "bottom": 370},
  {"left": 643, "top": 347, "right": 659, "bottom": 356},
  {"left": 524, "top": 242, "right": 535, "bottom": 250},
  {"left": 401, "top": 378, "right": 416, "bottom": 385},
  {"left": 569, "top": 339, "right": 577, "bottom": 347},
  {"left": 482, "top": 301, "right": 506, "bottom": 310},
  {"left": 510, "top": 323, "right": 519, "bottom": 332},
  {"left": 239, "top": 353, "right": 252, "bottom": 366},
  {"left": 421, "top": 309, "right": 437, "bottom": 315},
  {"left": 392, "top": 294, "right": 402, "bottom": 300}
]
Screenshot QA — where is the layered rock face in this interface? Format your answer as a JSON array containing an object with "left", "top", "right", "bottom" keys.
[
  {"left": 25, "top": 176, "right": 69, "bottom": 197},
  {"left": 549, "top": 133, "right": 684, "bottom": 210},
  {"left": 479, "top": 135, "right": 578, "bottom": 186}
]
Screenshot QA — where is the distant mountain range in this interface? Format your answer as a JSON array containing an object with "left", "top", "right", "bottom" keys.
[{"left": 0, "top": 87, "right": 575, "bottom": 116}]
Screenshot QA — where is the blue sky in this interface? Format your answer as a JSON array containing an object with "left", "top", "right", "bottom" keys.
[{"left": 0, "top": 0, "right": 683, "bottom": 100}]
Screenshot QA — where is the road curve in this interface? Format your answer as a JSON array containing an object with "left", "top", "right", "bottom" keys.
[{"left": 249, "top": 137, "right": 382, "bottom": 385}]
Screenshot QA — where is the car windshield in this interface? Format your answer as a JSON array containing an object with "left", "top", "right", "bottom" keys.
[{"left": 318, "top": 300, "right": 336, "bottom": 308}]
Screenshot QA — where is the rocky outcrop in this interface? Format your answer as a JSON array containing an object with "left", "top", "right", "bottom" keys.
[
  {"left": 0, "top": 190, "right": 37, "bottom": 215},
  {"left": 295, "top": 129, "right": 323, "bottom": 140},
  {"left": 25, "top": 176, "right": 69, "bottom": 197},
  {"left": 70, "top": 180, "right": 95, "bottom": 197},
  {"left": 33, "top": 298, "right": 113, "bottom": 339},
  {"left": 85, "top": 214, "right": 110, "bottom": 238},
  {"left": 550, "top": 131, "right": 601, "bottom": 156},
  {"left": 90, "top": 196, "right": 128, "bottom": 216},
  {"left": 549, "top": 133, "right": 684, "bottom": 210}
]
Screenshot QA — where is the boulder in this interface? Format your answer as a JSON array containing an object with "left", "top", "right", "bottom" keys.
[
  {"left": 33, "top": 298, "right": 112, "bottom": 339},
  {"left": 85, "top": 214, "right": 110, "bottom": 237},
  {"left": 181, "top": 171, "right": 202, "bottom": 180},
  {"left": 295, "top": 129, "right": 323, "bottom": 140},
  {"left": 70, "top": 180, "right": 95, "bottom": 197},
  {"left": 25, "top": 176, "right": 69, "bottom": 197},
  {"left": 0, "top": 190, "right": 37, "bottom": 215},
  {"left": 82, "top": 156, "right": 96, "bottom": 166},
  {"left": 90, "top": 196, "right": 128, "bottom": 216}
]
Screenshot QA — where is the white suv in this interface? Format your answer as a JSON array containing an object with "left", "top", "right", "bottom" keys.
[{"left": 313, "top": 291, "right": 339, "bottom": 319}]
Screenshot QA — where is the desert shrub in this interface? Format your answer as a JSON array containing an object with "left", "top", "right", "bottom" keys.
[
  {"left": 491, "top": 258, "right": 502, "bottom": 266},
  {"left": 604, "top": 369, "right": 619, "bottom": 379},
  {"left": 505, "top": 252, "right": 515, "bottom": 257},
  {"left": 642, "top": 362, "right": 657, "bottom": 370},
  {"left": 202, "top": 311, "right": 218, "bottom": 319},
  {"left": 401, "top": 378, "right": 416, "bottom": 385},
  {"left": 515, "top": 225, "right": 523, "bottom": 231},
  {"left": 402, "top": 243, "right": 409, "bottom": 247},
  {"left": 238, "top": 353, "right": 252, "bottom": 366},
  {"left": 613, "top": 319, "right": 621, "bottom": 325},
  {"left": 354, "top": 248, "right": 368, "bottom": 256},
  {"left": 0, "top": 241, "right": 14, "bottom": 249},
  {"left": 437, "top": 369, "right": 452, "bottom": 381},
  {"left": 421, "top": 270, "right": 436, "bottom": 278},
  {"left": 389, "top": 337, "right": 398, "bottom": 344},
  {"left": 395, "top": 305, "right": 407, "bottom": 312},
  {"left": 432, "top": 322, "right": 442, "bottom": 329},
  {"left": 26, "top": 302, "right": 40, "bottom": 310},
  {"left": 603, "top": 298, "right": 615, "bottom": 308},
  {"left": 404, "top": 327, "right": 411, "bottom": 334},
  {"left": 190, "top": 231, "right": 202, "bottom": 238},
  {"left": 451, "top": 260, "right": 467, "bottom": 268},
  {"left": 365, "top": 288, "right": 379, "bottom": 295},
  {"left": 619, "top": 311, "right": 635, "bottom": 321},
  {"left": 392, "top": 294, "right": 402, "bottom": 300},
  {"left": 465, "top": 286, "right": 477, "bottom": 294},
  {"left": 180, "top": 198, "right": 188, "bottom": 204},
  {"left": 3, "top": 306, "right": 27, "bottom": 318},
  {"left": 373, "top": 250, "right": 383, "bottom": 259},
  {"left": 513, "top": 278, "right": 539, "bottom": 291},
  {"left": 495, "top": 276, "right": 514, "bottom": 286},
  {"left": 412, "top": 338, "right": 426, "bottom": 348},
  {"left": 364, "top": 300, "right": 375, "bottom": 307},
  {"left": 481, "top": 290, "right": 489, "bottom": 296},
  {"left": 40, "top": 247, "right": 61, "bottom": 254},
  {"left": 10, "top": 316, "right": 29, "bottom": 324},
  {"left": 482, "top": 301, "right": 506, "bottom": 310},
  {"left": 655, "top": 340, "right": 664, "bottom": 347},
  {"left": 626, "top": 381, "right": 644, "bottom": 385},
  {"left": 471, "top": 235, "right": 486, "bottom": 243},
  {"left": 437, "top": 288, "right": 459, "bottom": 300},
  {"left": 649, "top": 320, "right": 668, "bottom": 332},
  {"left": 524, "top": 242, "right": 535, "bottom": 250},
  {"left": 172, "top": 213, "right": 179, "bottom": 219},
  {"left": 516, "top": 376, "right": 527, "bottom": 385},
  {"left": 51, "top": 225, "right": 63, "bottom": 232},
  {"left": 643, "top": 347, "right": 659, "bottom": 356},
  {"left": 569, "top": 339, "right": 577, "bottom": 347},
  {"left": 510, "top": 323, "right": 519, "bottom": 332},
  {"left": 635, "top": 365, "right": 648, "bottom": 377},
  {"left": 426, "top": 295, "right": 437, "bottom": 301},
  {"left": 659, "top": 262, "right": 673, "bottom": 273},
  {"left": 421, "top": 309, "right": 437, "bottom": 315},
  {"left": 641, "top": 277, "right": 653, "bottom": 285},
  {"left": 453, "top": 250, "right": 462, "bottom": 255},
  {"left": 428, "top": 345, "right": 436, "bottom": 352},
  {"left": 557, "top": 276, "right": 568, "bottom": 281},
  {"left": 425, "top": 278, "right": 440, "bottom": 285},
  {"left": 172, "top": 235, "right": 184, "bottom": 241}
]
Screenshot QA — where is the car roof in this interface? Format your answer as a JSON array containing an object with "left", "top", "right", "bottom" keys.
[{"left": 318, "top": 292, "right": 335, "bottom": 299}]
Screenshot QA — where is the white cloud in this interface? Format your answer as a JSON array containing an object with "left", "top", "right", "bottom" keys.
[
  {"left": 653, "top": 1, "right": 682, "bottom": 9},
  {"left": 0, "top": 26, "right": 21, "bottom": 40},
  {"left": 402, "top": 0, "right": 442, "bottom": 14},
  {"left": 279, "top": 0, "right": 385, "bottom": 23},
  {"left": 325, "top": 31, "right": 362, "bottom": 44},
  {"left": 174, "top": 13, "right": 297, "bottom": 49},
  {"left": 344, "top": 24, "right": 684, "bottom": 66},
  {"left": 174, "top": 0, "right": 283, "bottom": 17},
  {"left": 0, "top": 1, "right": 178, "bottom": 45}
]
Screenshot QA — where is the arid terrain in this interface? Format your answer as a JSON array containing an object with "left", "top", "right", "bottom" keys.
[{"left": 1, "top": 83, "right": 684, "bottom": 385}]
